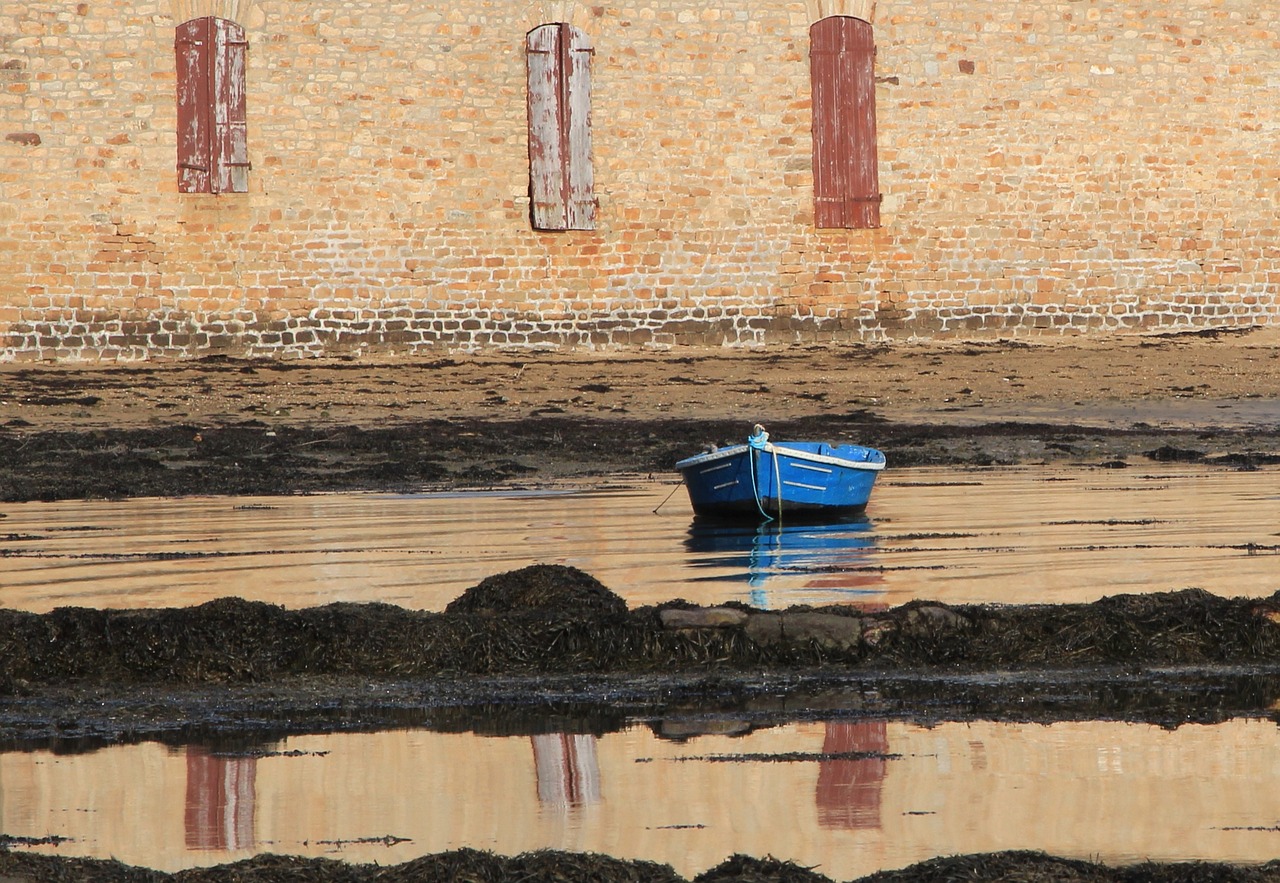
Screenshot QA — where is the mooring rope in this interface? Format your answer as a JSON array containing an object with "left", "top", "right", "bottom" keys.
[
  {"left": 747, "top": 425, "right": 776, "bottom": 523},
  {"left": 772, "top": 444, "right": 783, "bottom": 526},
  {"left": 652, "top": 480, "right": 684, "bottom": 514},
  {"left": 748, "top": 445, "right": 774, "bottom": 522}
]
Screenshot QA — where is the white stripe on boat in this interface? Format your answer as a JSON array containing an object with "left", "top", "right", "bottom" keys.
[
  {"left": 789, "top": 462, "right": 833, "bottom": 474},
  {"left": 782, "top": 480, "right": 827, "bottom": 492},
  {"left": 769, "top": 444, "right": 885, "bottom": 471},
  {"left": 697, "top": 461, "right": 737, "bottom": 475},
  {"left": 674, "top": 442, "right": 885, "bottom": 472},
  {"left": 712, "top": 480, "right": 739, "bottom": 491}
]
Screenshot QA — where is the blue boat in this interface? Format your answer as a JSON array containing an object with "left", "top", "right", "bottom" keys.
[{"left": 675, "top": 425, "right": 886, "bottom": 521}]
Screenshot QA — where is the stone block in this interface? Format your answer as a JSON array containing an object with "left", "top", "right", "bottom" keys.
[
  {"left": 659, "top": 607, "right": 749, "bottom": 630},
  {"left": 781, "top": 612, "right": 863, "bottom": 652},
  {"left": 901, "top": 605, "right": 971, "bottom": 636},
  {"left": 744, "top": 613, "right": 783, "bottom": 646}
]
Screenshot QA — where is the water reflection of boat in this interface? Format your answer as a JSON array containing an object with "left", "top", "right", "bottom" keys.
[
  {"left": 684, "top": 517, "right": 882, "bottom": 608},
  {"left": 675, "top": 425, "right": 885, "bottom": 520}
]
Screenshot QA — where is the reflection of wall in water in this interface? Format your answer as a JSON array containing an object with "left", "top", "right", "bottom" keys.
[
  {"left": 816, "top": 722, "right": 888, "bottom": 829},
  {"left": 185, "top": 747, "right": 256, "bottom": 850},
  {"left": 14, "top": 718, "right": 1280, "bottom": 875}
]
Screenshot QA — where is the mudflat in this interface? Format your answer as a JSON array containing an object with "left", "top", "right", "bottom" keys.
[{"left": 1, "top": 326, "right": 1279, "bottom": 500}]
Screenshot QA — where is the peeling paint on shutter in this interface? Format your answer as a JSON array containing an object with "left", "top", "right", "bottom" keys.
[
  {"left": 564, "top": 27, "right": 595, "bottom": 230},
  {"left": 811, "top": 16, "right": 880, "bottom": 229},
  {"left": 176, "top": 17, "right": 248, "bottom": 195},
  {"left": 527, "top": 23, "right": 595, "bottom": 231},
  {"left": 527, "top": 24, "right": 565, "bottom": 229},
  {"left": 214, "top": 18, "right": 249, "bottom": 194},
  {"left": 845, "top": 17, "right": 880, "bottom": 228},
  {"left": 175, "top": 18, "right": 212, "bottom": 194}
]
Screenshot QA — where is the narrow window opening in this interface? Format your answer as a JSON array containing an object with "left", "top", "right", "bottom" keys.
[{"left": 811, "top": 15, "right": 880, "bottom": 228}]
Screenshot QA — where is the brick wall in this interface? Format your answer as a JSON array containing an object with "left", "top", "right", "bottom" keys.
[{"left": 1, "top": 0, "right": 1277, "bottom": 361}]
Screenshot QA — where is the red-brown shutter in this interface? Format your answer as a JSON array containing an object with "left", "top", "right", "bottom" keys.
[
  {"left": 811, "top": 16, "right": 880, "bottom": 229},
  {"left": 175, "top": 17, "right": 212, "bottom": 193},
  {"left": 527, "top": 23, "right": 595, "bottom": 231},
  {"left": 175, "top": 17, "right": 248, "bottom": 194},
  {"left": 214, "top": 18, "right": 249, "bottom": 194}
]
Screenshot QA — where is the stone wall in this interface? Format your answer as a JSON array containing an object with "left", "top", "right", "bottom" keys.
[{"left": 1, "top": 0, "right": 1277, "bottom": 361}]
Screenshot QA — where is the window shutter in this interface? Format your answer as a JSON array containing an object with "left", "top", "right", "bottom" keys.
[
  {"left": 527, "top": 24, "right": 595, "bottom": 231},
  {"left": 213, "top": 18, "right": 249, "bottom": 194},
  {"left": 564, "top": 26, "right": 595, "bottom": 230},
  {"left": 175, "top": 17, "right": 213, "bottom": 194},
  {"left": 811, "top": 16, "right": 880, "bottom": 229},
  {"left": 527, "top": 24, "right": 566, "bottom": 229}
]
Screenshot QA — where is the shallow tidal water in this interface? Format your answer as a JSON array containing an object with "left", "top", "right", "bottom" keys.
[
  {"left": 0, "top": 465, "right": 1276, "bottom": 613},
  {"left": 2, "top": 464, "right": 1280, "bottom": 875},
  {"left": 7, "top": 717, "right": 1280, "bottom": 876}
]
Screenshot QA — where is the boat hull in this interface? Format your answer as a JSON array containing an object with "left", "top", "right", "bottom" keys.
[{"left": 675, "top": 441, "right": 885, "bottom": 520}]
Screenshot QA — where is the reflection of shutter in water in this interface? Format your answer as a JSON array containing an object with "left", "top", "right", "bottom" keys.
[
  {"left": 527, "top": 23, "right": 595, "bottom": 230},
  {"left": 815, "top": 721, "right": 888, "bottom": 829},
  {"left": 810, "top": 16, "right": 880, "bottom": 229},
  {"left": 531, "top": 733, "right": 601, "bottom": 807},
  {"left": 184, "top": 746, "right": 257, "bottom": 850}
]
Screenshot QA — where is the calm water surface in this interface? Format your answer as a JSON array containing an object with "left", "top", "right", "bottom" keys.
[
  {"left": 0, "top": 465, "right": 1276, "bottom": 612},
  {"left": 7, "top": 718, "right": 1280, "bottom": 876},
  {"left": 3, "top": 464, "right": 1280, "bottom": 875}
]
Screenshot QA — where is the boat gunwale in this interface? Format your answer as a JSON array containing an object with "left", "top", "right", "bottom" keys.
[{"left": 675, "top": 442, "right": 886, "bottom": 472}]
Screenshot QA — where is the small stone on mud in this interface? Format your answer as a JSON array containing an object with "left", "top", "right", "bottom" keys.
[{"left": 861, "top": 618, "right": 896, "bottom": 647}]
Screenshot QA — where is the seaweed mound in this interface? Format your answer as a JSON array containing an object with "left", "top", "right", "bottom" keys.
[
  {"left": 696, "top": 854, "right": 833, "bottom": 883},
  {"left": 446, "top": 564, "right": 627, "bottom": 617}
]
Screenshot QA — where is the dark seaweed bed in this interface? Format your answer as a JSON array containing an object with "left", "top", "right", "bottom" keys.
[
  {"left": 5, "top": 846, "right": 1280, "bottom": 883},
  {"left": 5, "top": 565, "right": 1280, "bottom": 690}
]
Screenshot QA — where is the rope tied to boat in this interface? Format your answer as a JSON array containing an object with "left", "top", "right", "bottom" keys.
[{"left": 747, "top": 425, "right": 781, "bottom": 523}]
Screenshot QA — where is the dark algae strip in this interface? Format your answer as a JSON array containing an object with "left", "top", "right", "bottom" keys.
[
  {"left": 4, "top": 848, "right": 1280, "bottom": 883},
  {"left": 4, "top": 565, "right": 1280, "bottom": 689}
]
